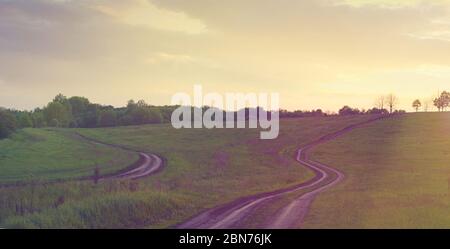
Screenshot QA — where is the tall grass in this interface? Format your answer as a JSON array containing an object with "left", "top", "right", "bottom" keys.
[{"left": 0, "top": 180, "right": 189, "bottom": 228}]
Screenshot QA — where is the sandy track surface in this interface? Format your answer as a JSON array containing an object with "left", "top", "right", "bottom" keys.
[
  {"left": 75, "top": 133, "right": 163, "bottom": 181},
  {"left": 177, "top": 116, "right": 385, "bottom": 229}
]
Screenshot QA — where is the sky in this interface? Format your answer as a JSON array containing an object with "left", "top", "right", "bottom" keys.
[{"left": 1, "top": 0, "right": 450, "bottom": 112}]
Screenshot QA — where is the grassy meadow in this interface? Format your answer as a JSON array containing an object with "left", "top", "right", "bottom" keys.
[
  {"left": 0, "top": 115, "right": 376, "bottom": 228},
  {"left": 302, "top": 112, "right": 450, "bottom": 228},
  {"left": 0, "top": 128, "right": 137, "bottom": 183}
]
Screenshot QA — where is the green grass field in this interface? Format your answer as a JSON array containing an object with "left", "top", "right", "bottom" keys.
[
  {"left": 0, "top": 129, "right": 138, "bottom": 183},
  {"left": 303, "top": 112, "right": 450, "bottom": 228},
  {"left": 0, "top": 115, "right": 376, "bottom": 228}
]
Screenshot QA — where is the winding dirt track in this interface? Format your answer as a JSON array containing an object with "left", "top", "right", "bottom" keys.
[
  {"left": 177, "top": 116, "right": 385, "bottom": 229},
  {"left": 75, "top": 133, "right": 163, "bottom": 180}
]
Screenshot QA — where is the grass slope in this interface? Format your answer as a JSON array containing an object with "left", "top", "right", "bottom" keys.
[
  {"left": 303, "top": 112, "right": 450, "bottom": 228},
  {"left": 0, "top": 115, "right": 378, "bottom": 228},
  {"left": 0, "top": 129, "right": 138, "bottom": 183}
]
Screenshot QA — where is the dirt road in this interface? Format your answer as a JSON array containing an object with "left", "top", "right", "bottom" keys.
[
  {"left": 75, "top": 133, "right": 163, "bottom": 180},
  {"left": 177, "top": 116, "right": 385, "bottom": 229}
]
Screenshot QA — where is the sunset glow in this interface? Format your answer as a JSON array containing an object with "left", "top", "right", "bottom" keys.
[{"left": 1, "top": 0, "right": 450, "bottom": 111}]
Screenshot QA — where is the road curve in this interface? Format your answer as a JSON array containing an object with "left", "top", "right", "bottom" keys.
[
  {"left": 267, "top": 150, "right": 344, "bottom": 228},
  {"left": 75, "top": 133, "right": 163, "bottom": 181},
  {"left": 177, "top": 116, "right": 385, "bottom": 229}
]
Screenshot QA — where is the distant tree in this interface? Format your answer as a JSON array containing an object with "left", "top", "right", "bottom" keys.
[
  {"left": 375, "top": 96, "right": 385, "bottom": 110},
  {"left": 444, "top": 91, "right": 450, "bottom": 111},
  {"left": 393, "top": 110, "right": 406, "bottom": 114},
  {"left": 52, "top": 94, "right": 73, "bottom": 124},
  {"left": 433, "top": 97, "right": 442, "bottom": 112},
  {"left": 136, "top": 100, "right": 148, "bottom": 108},
  {"left": 121, "top": 100, "right": 163, "bottom": 125},
  {"left": 53, "top": 94, "right": 72, "bottom": 112},
  {"left": 366, "top": 107, "right": 389, "bottom": 115},
  {"left": 412, "top": 99, "right": 422, "bottom": 112},
  {"left": 339, "top": 106, "right": 361, "bottom": 116},
  {"left": 31, "top": 111, "right": 46, "bottom": 128},
  {"left": 68, "top": 96, "right": 90, "bottom": 125},
  {"left": 74, "top": 103, "right": 101, "bottom": 128},
  {"left": 53, "top": 94, "right": 67, "bottom": 103},
  {"left": 68, "top": 96, "right": 89, "bottom": 114},
  {"left": 44, "top": 102, "right": 71, "bottom": 127},
  {"left": 0, "top": 109, "right": 18, "bottom": 138},
  {"left": 127, "top": 99, "right": 137, "bottom": 110},
  {"left": 433, "top": 91, "right": 450, "bottom": 112},
  {"left": 278, "top": 109, "right": 328, "bottom": 118},
  {"left": 18, "top": 112, "right": 33, "bottom": 128},
  {"left": 386, "top": 94, "right": 398, "bottom": 114},
  {"left": 422, "top": 98, "right": 431, "bottom": 112}
]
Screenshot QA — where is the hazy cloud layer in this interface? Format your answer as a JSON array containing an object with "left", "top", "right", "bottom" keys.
[{"left": 1, "top": 0, "right": 450, "bottom": 111}]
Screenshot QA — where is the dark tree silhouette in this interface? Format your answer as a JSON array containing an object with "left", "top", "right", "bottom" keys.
[
  {"left": 339, "top": 106, "right": 361, "bottom": 116},
  {"left": 434, "top": 91, "right": 450, "bottom": 112},
  {"left": 412, "top": 99, "right": 422, "bottom": 112},
  {"left": 387, "top": 94, "right": 398, "bottom": 114}
]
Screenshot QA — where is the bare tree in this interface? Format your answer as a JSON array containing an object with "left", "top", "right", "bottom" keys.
[
  {"left": 423, "top": 100, "right": 429, "bottom": 112},
  {"left": 375, "top": 95, "right": 385, "bottom": 110},
  {"left": 386, "top": 94, "right": 398, "bottom": 113},
  {"left": 422, "top": 97, "right": 432, "bottom": 112}
]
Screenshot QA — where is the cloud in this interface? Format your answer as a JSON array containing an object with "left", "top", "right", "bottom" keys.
[
  {"left": 1, "top": 0, "right": 450, "bottom": 111},
  {"left": 92, "top": 0, "right": 207, "bottom": 34},
  {"left": 333, "top": 0, "right": 450, "bottom": 9},
  {"left": 408, "top": 15, "right": 450, "bottom": 42},
  {"left": 0, "top": 0, "right": 209, "bottom": 60},
  {"left": 410, "top": 30, "right": 450, "bottom": 42}
]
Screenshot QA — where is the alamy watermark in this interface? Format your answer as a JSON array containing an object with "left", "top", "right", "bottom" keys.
[{"left": 171, "top": 85, "right": 279, "bottom": 139}]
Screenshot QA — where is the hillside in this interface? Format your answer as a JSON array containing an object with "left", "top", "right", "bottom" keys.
[{"left": 303, "top": 113, "right": 450, "bottom": 228}]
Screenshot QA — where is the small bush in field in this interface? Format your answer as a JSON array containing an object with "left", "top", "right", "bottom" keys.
[
  {"left": 54, "top": 196, "right": 65, "bottom": 208},
  {"left": 93, "top": 167, "right": 100, "bottom": 184}
]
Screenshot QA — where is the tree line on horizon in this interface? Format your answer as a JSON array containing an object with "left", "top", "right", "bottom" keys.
[
  {"left": 0, "top": 91, "right": 448, "bottom": 139},
  {"left": 280, "top": 93, "right": 405, "bottom": 118},
  {"left": 0, "top": 94, "right": 177, "bottom": 139}
]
